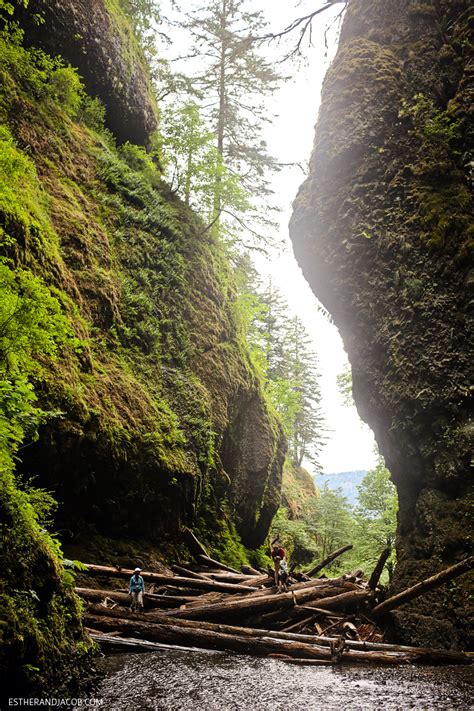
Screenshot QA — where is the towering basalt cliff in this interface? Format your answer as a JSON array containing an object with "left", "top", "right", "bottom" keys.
[
  {"left": 290, "top": 0, "right": 473, "bottom": 648},
  {"left": 0, "top": 0, "right": 284, "bottom": 693},
  {"left": 7, "top": 0, "right": 284, "bottom": 555},
  {"left": 19, "top": 0, "right": 159, "bottom": 145}
]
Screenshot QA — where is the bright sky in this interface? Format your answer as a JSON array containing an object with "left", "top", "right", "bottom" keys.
[
  {"left": 160, "top": 0, "right": 377, "bottom": 473},
  {"left": 253, "top": 2, "right": 376, "bottom": 473}
]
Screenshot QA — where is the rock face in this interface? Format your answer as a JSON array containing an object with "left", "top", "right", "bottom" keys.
[
  {"left": 1, "top": 0, "right": 284, "bottom": 695},
  {"left": 3, "top": 3, "right": 284, "bottom": 556},
  {"left": 290, "top": 0, "right": 472, "bottom": 648},
  {"left": 19, "top": 0, "right": 158, "bottom": 144}
]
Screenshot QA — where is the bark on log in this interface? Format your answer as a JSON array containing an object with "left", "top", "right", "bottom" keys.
[
  {"left": 85, "top": 605, "right": 472, "bottom": 664},
  {"left": 196, "top": 554, "right": 240, "bottom": 574},
  {"left": 181, "top": 528, "right": 209, "bottom": 558},
  {"left": 372, "top": 556, "right": 474, "bottom": 616},
  {"left": 81, "top": 564, "right": 258, "bottom": 594},
  {"left": 75, "top": 587, "right": 194, "bottom": 608},
  {"left": 306, "top": 545, "right": 353, "bottom": 577},
  {"left": 368, "top": 548, "right": 392, "bottom": 590},
  {"left": 164, "top": 586, "right": 372, "bottom": 621},
  {"left": 84, "top": 613, "right": 418, "bottom": 664}
]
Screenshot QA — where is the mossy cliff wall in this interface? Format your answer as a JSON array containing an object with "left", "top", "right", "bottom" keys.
[
  {"left": 9, "top": 0, "right": 284, "bottom": 552},
  {"left": 0, "top": 0, "right": 284, "bottom": 693},
  {"left": 290, "top": 0, "right": 472, "bottom": 648},
  {"left": 19, "top": 0, "right": 159, "bottom": 145}
]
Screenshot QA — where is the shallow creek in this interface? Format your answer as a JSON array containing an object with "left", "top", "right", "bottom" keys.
[{"left": 93, "top": 648, "right": 473, "bottom": 710}]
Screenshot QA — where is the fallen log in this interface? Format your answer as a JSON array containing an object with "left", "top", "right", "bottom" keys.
[
  {"left": 75, "top": 587, "right": 195, "bottom": 608},
  {"left": 295, "top": 606, "right": 344, "bottom": 618},
  {"left": 268, "top": 654, "right": 332, "bottom": 666},
  {"left": 306, "top": 545, "right": 353, "bottom": 578},
  {"left": 163, "top": 586, "right": 372, "bottom": 621},
  {"left": 171, "top": 565, "right": 208, "bottom": 580},
  {"left": 303, "top": 590, "right": 373, "bottom": 611},
  {"left": 181, "top": 528, "right": 210, "bottom": 559},
  {"left": 84, "top": 613, "right": 417, "bottom": 664},
  {"left": 241, "top": 565, "right": 261, "bottom": 576},
  {"left": 85, "top": 604, "right": 472, "bottom": 664},
  {"left": 368, "top": 548, "right": 391, "bottom": 590},
  {"left": 200, "top": 571, "right": 264, "bottom": 585},
  {"left": 88, "top": 633, "right": 178, "bottom": 653},
  {"left": 283, "top": 576, "right": 356, "bottom": 595},
  {"left": 281, "top": 616, "right": 317, "bottom": 634},
  {"left": 372, "top": 556, "right": 474, "bottom": 616},
  {"left": 196, "top": 554, "right": 240, "bottom": 574},
  {"left": 80, "top": 564, "right": 258, "bottom": 594}
]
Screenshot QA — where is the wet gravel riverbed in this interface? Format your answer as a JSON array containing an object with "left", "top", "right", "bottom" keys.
[{"left": 93, "top": 648, "right": 473, "bottom": 710}]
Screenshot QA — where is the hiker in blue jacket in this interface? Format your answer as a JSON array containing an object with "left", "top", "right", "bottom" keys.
[{"left": 129, "top": 567, "right": 145, "bottom": 612}]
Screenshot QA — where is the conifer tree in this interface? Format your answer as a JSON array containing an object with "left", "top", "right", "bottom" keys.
[
  {"left": 174, "top": 0, "right": 282, "bottom": 240},
  {"left": 283, "top": 316, "right": 326, "bottom": 470}
]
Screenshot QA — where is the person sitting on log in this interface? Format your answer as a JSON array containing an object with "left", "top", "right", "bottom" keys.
[{"left": 129, "top": 567, "right": 145, "bottom": 612}]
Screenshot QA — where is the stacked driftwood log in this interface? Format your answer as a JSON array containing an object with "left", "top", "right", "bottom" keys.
[{"left": 77, "top": 533, "right": 473, "bottom": 667}]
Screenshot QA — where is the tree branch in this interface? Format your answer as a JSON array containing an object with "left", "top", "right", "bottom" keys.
[{"left": 256, "top": 1, "right": 347, "bottom": 60}]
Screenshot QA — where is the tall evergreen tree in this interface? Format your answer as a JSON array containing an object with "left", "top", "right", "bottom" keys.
[
  {"left": 174, "top": 0, "right": 282, "bottom": 239},
  {"left": 283, "top": 316, "right": 326, "bottom": 470},
  {"left": 235, "top": 270, "right": 326, "bottom": 470}
]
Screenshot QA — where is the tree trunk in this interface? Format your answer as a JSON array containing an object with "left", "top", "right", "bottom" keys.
[
  {"left": 303, "top": 590, "right": 373, "bottom": 611},
  {"left": 372, "top": 556, "right": 474, "bottom": 616},
  {"left": 88, "top": 612, "right": 467, "bottom": 665},
  {"left": 84, "top": 613, "right": 420, "bottom": 665},
  {"left": 368, "top": 547, "right": 392, "bottom": 590},
  {"left": 196, "top": 554, "right": 241, "bottom": 574},
  {"left": 75, "top": 587, "right": 194, "bottom": 608},
  {"left": 164, "top": 585, "right": 371, "bottom": 622},
  {"left": 84, "top": 605, "right": 472, "bottom": 664},
  {"left": 181, "top": 529, "right": 210, "bottom": 558},
  {"left": 306, "top": 545, "right": 353, "bottom": 577},
  {"left": 81, "top": 564, "right": 258, "bottom": 594},
  {"left": 171, "top": 565, "right": 208, "bottom": 580}
]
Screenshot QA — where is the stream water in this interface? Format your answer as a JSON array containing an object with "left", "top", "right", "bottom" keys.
[{"left": 93, "top": 648, "right": 473, "bottom": 710}]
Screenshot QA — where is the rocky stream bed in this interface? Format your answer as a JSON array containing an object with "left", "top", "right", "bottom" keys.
[{"left": 91, "top": 648, "right": 473, "bottom": 710}]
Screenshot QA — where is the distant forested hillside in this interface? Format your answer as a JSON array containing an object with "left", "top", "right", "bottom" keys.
[{"left": 316, "top": 470, "right": 367, "bottom": 506}]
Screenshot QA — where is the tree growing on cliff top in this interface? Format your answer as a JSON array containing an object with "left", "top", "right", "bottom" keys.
[{"left": 167, "top": 0, "right": 283, "bottom": 244}]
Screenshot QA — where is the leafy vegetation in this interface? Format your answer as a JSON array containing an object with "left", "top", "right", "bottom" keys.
[
  {"left": 0, "top": 245, "right": 91, "bottom": 693},
  {"left": 234, "top": 260, "right": 326, "bottom": 470},
  {"left": 271, "top": 458, "right": 397, "bottom": 582},
  {"left": 0, "top": 12, "right": 269, "bottom": 690}
]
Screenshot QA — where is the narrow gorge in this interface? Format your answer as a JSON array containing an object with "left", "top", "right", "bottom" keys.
[{"left": 0, "top": 0, "right": 472, "bottom": 703}]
